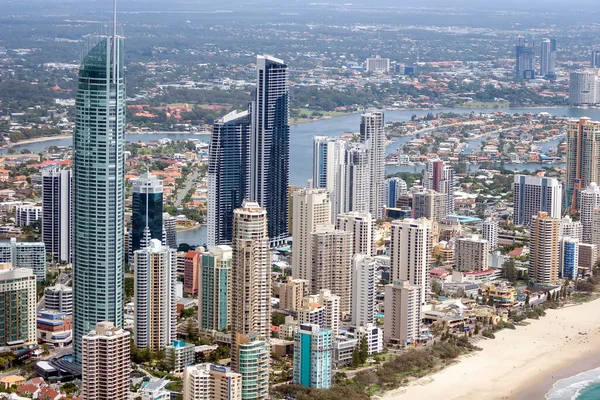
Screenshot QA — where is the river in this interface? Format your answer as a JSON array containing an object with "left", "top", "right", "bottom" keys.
[{"left": 8, "top": 106, "right": 599, "bottom": 245}]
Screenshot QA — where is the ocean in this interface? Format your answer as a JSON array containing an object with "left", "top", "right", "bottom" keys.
[{"left": 546, "top": 367, "right": 600, "bottom": 400}]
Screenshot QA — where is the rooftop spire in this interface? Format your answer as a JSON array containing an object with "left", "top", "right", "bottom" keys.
[{"left": 112, "top": 0, "right": 118, "bottom": 85}]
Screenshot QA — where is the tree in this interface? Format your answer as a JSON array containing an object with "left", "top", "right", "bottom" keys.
[
  {"left": 525, "top": 293, "right": 530, "bottom": 307},
  {"left": 184, "top": 318, "right": 198, "bottom": 342},
  {"left": 501, "top": 259, "right": 518, "bottom": 282},
  {"left": 359, "top": 336, "right": 369, "bottom": 364},
  {"left": 271, "top": 313, "right": 286, "bottom": 326}
]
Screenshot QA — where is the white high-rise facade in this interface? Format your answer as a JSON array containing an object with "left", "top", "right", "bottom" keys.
[
  {"left": 580, "top": 182, "right": 600, "bottom": 243},
  {"left": 41, "top": 165, "right": 72, "bottom": 263},
  {"left": 183, "top": 363, "right": 242, "bottom": 400},
  {"left": 425, "top": 159, "right": 455, "bottom": 215},
  {"left": 569, "top": 70, "right": 600, "bottom": 106},
  {"left": 351, "top": 255, "right": 378, "bottom": 327},
  {"left": 513, "top": 175, "right": 562, "bottom": 226},
  {"left": 134, "top": 239, "right": 177, "bottom": 351},
  {"left": 529, "top": 212, "right": 560, "bottom": 284},
  {"left": 559, "top": 215, "right": 583, "bottom": 241},
  {"left": 384, "top": 281, "right": 421, "bottom": 346},
  {"left": 360, "top": 112, "right": 385, "bottom": 219},
  {"left": 390, "top": 218, "right": 431, "bottom": 305},
  {"left": 481, "top": 218, "right": 498, "bottom": 250},
  {"left": 336, "top": 211, "right": 375, "bottom": 256},
  {"left": 312, "top": 137, "right": 347, "bottom": 221},
  {"left": 343, "top": 143, "right": 371, "bottom": 214},
  {"left": 455, "top": 235, "right": 489, "bottom": 272},
  {"left": 291, "top": 189, "right": 331, "bottom": 283}
]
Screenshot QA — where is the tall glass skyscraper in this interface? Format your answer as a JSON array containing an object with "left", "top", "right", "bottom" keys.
[
  {"left": 72, "top": 31, "right": 125, "bottom": 363},
  {"left": 131, "top": 172, "right": 163, "bottom": 254},
  {"left": 207, "top": 110, "right": 251, "bottom": 246},
  {"left": 251, "top": 55, "right": 290, "bottom": 246}
]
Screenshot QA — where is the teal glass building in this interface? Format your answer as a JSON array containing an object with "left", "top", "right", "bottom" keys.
[
  {"left": 72, "top": 34, "right": 125, "bottom": 363},
  {"left": 293, "top": 324, "right": 333, "bottom": 389}
]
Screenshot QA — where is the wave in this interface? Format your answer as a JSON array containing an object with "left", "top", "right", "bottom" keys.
[{"left": 545, "top": 367, "right": 600, "bottom": 400}]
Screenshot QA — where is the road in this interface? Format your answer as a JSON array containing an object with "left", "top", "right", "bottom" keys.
[
  {"left": 173, "top": 169, "right": 201, "bottom": 207},
  {"left": 37, "top": 272, "right": 72, "bottom": 313}
]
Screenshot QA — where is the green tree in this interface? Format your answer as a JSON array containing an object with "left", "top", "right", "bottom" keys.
[{"left": 501, "top": 259, "right": 518, "bottom": 282}]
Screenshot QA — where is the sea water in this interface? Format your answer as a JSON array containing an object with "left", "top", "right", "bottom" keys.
[{"left": 546, "top": 367, "right": 600, "bottom": 400}]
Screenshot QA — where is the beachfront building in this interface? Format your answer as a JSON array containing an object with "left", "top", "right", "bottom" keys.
[
  {"left": 560, "top": 237, "right": 579, "bottom": 280},
  {"left": 166, "top": 340, "right": 195, "bottom": 373},
  {"left": 293, "top": 324, "right": 333, "bottom": 389},
  {"left": 455, "top": 235, "right": 489, "bottom": 272},
  {"left": 234, "top": 333, "right": 269, "bottom": 400},
  {"left": 529, "top": 212, "right": 560, "bottom": 284},
  {"left": 182, "top": 363, "right": 242, "bottom": 400},
  {"left": 580, "top": 182, "right": 600, "bottom": 243},
  {"left": 384, "top": 281, "right": 422, "bottom": 346},
  {"left": 513, "top": 175, "right": 562, "bottom": 226},
  {"left": 336, "top": 211, "right": 375, "bottom": 257},
  {"left": 351, "top": 254, "right": 378, "bottom": 328}
]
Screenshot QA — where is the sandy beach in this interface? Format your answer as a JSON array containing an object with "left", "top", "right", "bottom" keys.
[
  {"left": 9, "top": 135, "right": 73, "bottom": 146},
  {"left": 380, "top": 298, "right": 600, "bottom": 400}
]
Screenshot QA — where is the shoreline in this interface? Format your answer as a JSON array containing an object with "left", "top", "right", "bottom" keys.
[{"left": 380, "top": 299, "right": 600, "bottom": 400}]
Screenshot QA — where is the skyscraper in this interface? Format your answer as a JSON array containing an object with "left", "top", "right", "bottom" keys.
[
  {"left": 351, "top": 254, "right": 378, "bottom": 328},
  {"left": 336, "top": 211, "right": 375, "bottom": 256},
  {"left": 134, "top": 239, "right": 177, "bottom": 351},
  {"left": 385, "top": 177, "right": 407, "bottom": 208},
  {"left": 291, "top": 188, "right": 331, "bottom": 283},
  {"left": 343, "top": 143, "right": 371, "bottom": 214},
  {"left": 0, "top": 239, "right": 46, "bottom": 281},
  {"left": 131, "top": 172, "right": 163, "bottom": 256},
  {"left": 580, "top": 182, "right": 600, "bottom": 243},
  {"left": 425, "top": 159, "right": 455, "bottom": 215},
  {"left": 559, "top": 215, "right": 582, "bottom": 241},
  {"left": 230, "top": 201, "right": 271, "bottom": 376},
  {"left": 41, "top": 165, "right": 72, "bottom": 263},
  {"left": 540, "top": 38, "right": 557, "bottom": 78},
  {"left": 384, "top": 280, "right": 421, "bottom": 346},
  {"left": 163, "top": 213, "right": 178, "bottom": 249},
  {"left": 208, "top": 110, "right": 251, "bottom": 246},
  {"left": 198, "top": 246, "right": 231, "bottom": 333},
  {"left": 360, "top": 111, "right": 385, "bottom": 219},
  {"left": 183, "top": 363, "right": 242, "bottom": 400},
  {"left": 0, "top": 265, "right": 37, "bottom": 348},
  {"left": 560, "top": 237, "right": 579, "bottom": 280},
  {"left": 250, "top": 55, "right": 290, "bottom": 246},
  {"left": 312, "top": 136, "right": 347, "bottom": 221},
  {"left": 455, "top": 235, "right": 489, "bottom": 272},
  {"left": 293, "top": 324, "right": 333, "bottom": 389},
  {"left": 72, "top": 14, "right": 125, "bottom": 362},
  {"left": 481, "top": 217, "right": 498, "bottom": 250},
  {"left": 569, "top": 71, "right": 600, "bottom": 106},
  {"left": 82, "top": 321, "right": 130, "bottom": 400},
  {"left": 592, "top": 51, "right": 600, "bottom": 68},
  {"left": 513, "top": 175, "right": 562, "bottom": 225},
  {"left": 529, "top": 211, "right": 560, "bottom": 284},
  {"left": 515, "top": 41, "right": 536, "bottom": 80},
  {"left": 566, "top": 118, "right": 600, "bottom": 211},
  {"left": 413, "top": 189, "right": 447, "bottom": 222},
  {"left": 390, "top": 218, "right": 431, "bottom": 305}
]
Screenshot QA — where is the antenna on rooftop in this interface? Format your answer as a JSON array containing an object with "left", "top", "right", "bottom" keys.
[{"left": 112, "top": 0, "right": 118, "bottom": 85}]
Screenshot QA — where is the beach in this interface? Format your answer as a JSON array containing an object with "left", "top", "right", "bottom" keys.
[{"left": 380, "top": 298, "right": 600, "bottom": 400}]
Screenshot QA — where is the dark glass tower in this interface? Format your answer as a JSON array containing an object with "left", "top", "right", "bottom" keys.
[
  {"left": 251, "top": 55, "right": 290, "bottom": 246},
  {"left": 72, "top": 31, "right": 125, "bottom": 363},
  {"left": 131, "top": 172, "right": 163, "bottom": 253},
  {"left": 207, "top": 110, "right": 251, "bottom": 246}
]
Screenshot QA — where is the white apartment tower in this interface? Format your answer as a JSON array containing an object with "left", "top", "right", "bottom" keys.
[
  {"left": 481, "top": 218, "right": 498, "bottom": 250},
  {"left": 425, "top": 159, "right": 455, "bottom": 215},
  {"left": 291, "top": 189, "right": 331, "bottom": 283},
  {"left": 513, "top": 175, "right": 562, "bottom": 226},
  {"left": 134, "top": 239, "right": 177, "bottom": 351},
  {"left": 580, "top": 182, "right": 600, "bottom": 243},
  {"left": 529, "top": 212, "right": 560, "bottom": 284},
  {"left": 390, "top": 218, "right": 431, "bottom": 306},
  {"left": 343, "top": 143, "right": 371, "bottom": 214},
  {"left": 569, "top": 70, "right": 600, "bottom": 106},
  {"left": 312, "top": 137, "right": 347, "bottom": 221},
  {"left": 41, "top": 165, "right": 72, "bottom": 263},
  {"left": 384, "top": 281, "right": 421, "bottom": 346},
  {"left": 560, "top": 215, "right": 583, "bottom": 241},
  {"left": 351, "top": 255, "right": 378, "bottom": 327},
  {"left": 455, "top": 235, "right": 489, "bottom": 272},
  {"left": 311, "top": 226, "right": 353, "bottom": 314},
  {"left": 182, "top": 363, "right": 242, "bottom": 400},
  {"left": 360, "top": 111, "right": 385, "bottom": 219},
  {"left": 336, "top": 211, "right": 375, "bottom": 256},
  {"left": 81, "top": 321, "right": 131, "bottom": 400}
]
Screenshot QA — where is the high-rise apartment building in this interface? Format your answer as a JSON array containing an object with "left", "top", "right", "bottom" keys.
[
  {"left": 343, "top": 143, "right": 371, "bottom": 214},
  {"left": 44, "top": 284, "right": 73, "bottom": 315},
  {"left": 230, "top": 201, "right": 271, "bottom": 385},
  {"left": 580, "top": 182, "right": 600, "bottom": 243},
  {"left": 390, "top": 218, "right": 431, "bottom": 305},
  {"left": 162, "top": 213, "right": 178, "bottom": 249},
  {"left": 516, "top": 41, "right": 536, "bottom": 79},
  {"left": 384, "top": 280, "right": 421, "bottom": 346},
  {"left": 312, "top": 137, "right": 347, "bottom": 221},
  {"left": 276, "top": 276, "right": 309, "bottom": 312},
  {"left": 134, "top": 239, "right": 177, "bottom": 351},
  {"left": 593, "top": 51, "right": 600, "bottom": 68},
  {"left": 513, "top": 175, "right": 562, "bottom": 225},
  {"left": 250, "top": 55, "right": 289, "bottom": 246},
  {"left": 529, "top": 211, "right": 560, "bottom": 284},
  {"left": 579, "top": 242, "right": 598, "bottom": 274},
  {"left": 425, "top": 159, "right": 455, "bottom": 215},
  {"left": 311, "top": 226, "right": 353, "bottom": 314},
  {"left": 73, "top": 28, "right": 125, "bottom": 363},
  {"left": 455, "top": 235, "right": 489, "bottom": 272},
  {"left": 351, "top": 255, "right": 378, "bottom": 327},
  {"left": 234, "top": 333, "right": 269, "bottom": 400},
  {"left": 351, "top": 323, "right": 384, "bottom": 355},
  {"left": 81, "top": 321, "right": 130, "bottom": 400},
  {"left": 41, "top": 165, "right": 72, "bottom": 263},
  {"left": 413, "top": 189, "right": 447, "bottom": 222},
  {"left": 15, "top": 205, "right": 41, "bottom": 228},
  {"left": 540, "top": 38, "right": 557, "bottom": 78},
  {"left": 0, "top": 265, "right": 37, "bottom": 348},
  {"left": 298, "top": 289, "right": 341, "bottom": 337},
  {"left": 291, "top": 189, "right": 331, "bottom": 282},
  {"left": 560, "top": 237, "right": 579, "bottom": 280},
  {"left": 559, "top": 215, "right": 582, "bottom": 241},
  {"left": 481, "top": 218, "right": 498, "bottom": 250},
  {"left": 360, "top": 112, "right": 385, "bottom": 219},
  {"left": 293, "top": 324, "right": 333, "bottom": 389},
  {"left": 198, "top": 245, "right": 231, "bottom": 333},
  {"left": 183, "top": 363, "right": 242, "bottom": 400},
  {"left": 566, "top": 118, "right": 600, "bottom": 211},
  {"left": 365, "top": 56, "right": 391, "bottom": 73},
  {"left": 131, "top": 172, "right": 163, "bottom": 255},
  {"left": 591, "top": 209, "right": 600, "bottom": 252},
  {"left": 184, "top": 250, "right": 200, "bottom": 296},
  {"left": 208, "top": 110, "right": 251, "bottom": 246},
  {"left": 569, "top": 71, "right": 600, "bottom": 106},
  {"left": 335, "top": 211, "right": 375, "bottom": 256},
  {"left": 385, "top": 177, "right": 408, "bottom": 208},
  {"left": 0, "top": 239, "right": 46, "bottom": 281}
]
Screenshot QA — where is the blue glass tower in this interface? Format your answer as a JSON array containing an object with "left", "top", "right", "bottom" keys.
[
  {"left": 72, "top": 25, "right": 125, "bottom": 362},
  {"left": 131, "top": 172, "right": 163, "bottom": 253}
]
